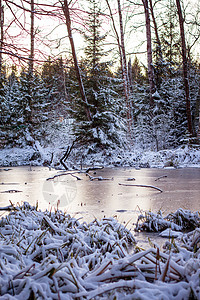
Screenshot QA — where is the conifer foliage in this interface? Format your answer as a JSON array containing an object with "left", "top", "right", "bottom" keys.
[{"left": 69, "top": 0, "right": 125, "bottom": 150}]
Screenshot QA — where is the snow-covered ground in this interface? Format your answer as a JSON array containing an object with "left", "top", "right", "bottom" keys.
[
  {"left": 0, "top": 143, "right": 200, "bottom": 168},
  {"left": 1, "top": 118, "right": 199, "bottom": 168},
  {"left": 0, "top": 203, "right": 200, "bottom": 299}
]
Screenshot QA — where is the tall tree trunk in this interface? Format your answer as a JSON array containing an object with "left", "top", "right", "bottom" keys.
[
  {"left": 26, "top": 0, "right": 34, "bottom": 129},
  {"left": 149, "top": 0, "right": 163, "bottom": 87},
  {"left": 175, "top": 0, "right": 193, "bottom": 136},
  {"left": 196, "top": 66, "right": 200, "bottom": 141},
  {"left": 117, "top": 0, "right": 132, "bottom": 135},
  {"left": 142, "top": 0, "right": 155, "bottom": 107},
  {"left": 197, "top": 104, "right": 200, "bottom": 141},
  {"left": 29, "top": 0, "right": 34, "bottom": 75},
  {"left": 149, "top": 0, "right": 162, "bottom": 60},
  {"left": 105, "top": 0, "right": 132, "bottom": 136},
  {"left": 62, "top": 0, "right": 92, "bottom": 122},
  {"left": 62, "top": 64, "right": 71, "bottom": 103},
  {"left": 128, "top": 58, "right": 133, "bottom": 93},
  {"left": 105, "top": 0, "right": 123, "bottom": 67},
  {"left": 0, "top": 0, "right": 4, "bottom": 74}
]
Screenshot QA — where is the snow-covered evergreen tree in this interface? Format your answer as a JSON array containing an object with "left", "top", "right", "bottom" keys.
[
  {"left": 41, "top": 57, "right": 69, "bottom": 118},
  {"left": 69, "top": 0, "right": 126, "bottom": 150},
  {"left": 17, "top": 69, "right": 50, "bottom": 145},
  {"left": 6, "top": 67, "right": 25, "bottom": 146}
]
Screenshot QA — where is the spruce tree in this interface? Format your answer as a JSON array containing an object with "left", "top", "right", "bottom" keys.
[
  {"left": 42, "top": 57, "right": 68, "bottom": 118},
  {"left": 6, "top": 67, "right": 24, "bottom": 146},
  {"left": 71, "top": 0, "right": 125, "bottom": 150},
  {"left": 18, "top": 69, "right": 50, "bottom": 145}
]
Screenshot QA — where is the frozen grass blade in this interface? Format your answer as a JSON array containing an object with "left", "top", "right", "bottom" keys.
[{"left": 159, "top": 255, "right": 171, "bottom": 282}]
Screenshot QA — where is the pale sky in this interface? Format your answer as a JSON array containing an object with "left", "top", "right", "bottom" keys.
[{"left": 2, "top": 0, "right": 200, "bottom": 69}]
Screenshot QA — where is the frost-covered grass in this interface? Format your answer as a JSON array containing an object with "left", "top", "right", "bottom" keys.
[
  {"left": 1, "top": 203, "right": 200, "bottom": 299},
  {"left": 135, "top": 208, "right": 200, "bottom": 232}
]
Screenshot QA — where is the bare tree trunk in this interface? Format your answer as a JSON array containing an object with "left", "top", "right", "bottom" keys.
[
  {"left": 149, "top": 0, "right": 162, "bottom": 60},
  {"left": 197, "top": 66, "right": 200, "bottom": 141},
  {"left": 26, "top": 0, "right": 34, "bottom": 128},
  {"left": 0, "top": 0, "right": 4, "bottom": 74},
  {"left": 105, "top": 0, "right": 132, "bottom": 137},
  {"left": 117, "top": 0, "right": 132, "bottom": 133},
  {"left": 175, "top": 0, "right": 193, "bottom": 136},
  {"left": 198, "top": 107, "right": 200, "bottom": 141},
  {"left": 29, "top": 0, "right": 34, "bottom": 75},
  {"left": 62, "top": 65, "right": 71, "bottom": 103},
  {"left": 142, "top": 0, "right": 155, "bottom": 107},
  {"left": 105, "top": 0, "right": 122, "bottom": 66},
  {"left": 62, "top": 0, "right": 92, "bottom": 122},
  {"left": 128, "top": 58, "right": 133, "bottom": 93},
  {"left": 149, "top": 0, "right": 163, "bottom": 88}
]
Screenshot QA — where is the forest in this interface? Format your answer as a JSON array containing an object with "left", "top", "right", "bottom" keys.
[
  {"left": 0, "top": 0, "right": 200, "bottom": 156},
  {"left": 1, "top": 2, "right": 200, "bottom": 299}
]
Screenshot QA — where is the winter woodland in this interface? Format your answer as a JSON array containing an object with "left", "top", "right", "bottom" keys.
[
  {"left": 0, "top": 0, "right": 199, "bottom": 160},
  {"left": 0, "top": 1, "right": 200, "bottom": 299}
]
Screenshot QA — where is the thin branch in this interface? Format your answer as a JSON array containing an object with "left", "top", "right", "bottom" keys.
[
  {"left": 155, "top": 175, "right": 167, "bottom": 181},
  {"left": 118, "top": 183, "right": 163, "bottom": 192},
  {"left": 46, "top": 172, "right": 81, "bottom": 181}
]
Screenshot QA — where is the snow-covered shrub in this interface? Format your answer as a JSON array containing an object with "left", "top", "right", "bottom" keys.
[{"left": 135, "top": 208, "right": 200, "bottom": 232}]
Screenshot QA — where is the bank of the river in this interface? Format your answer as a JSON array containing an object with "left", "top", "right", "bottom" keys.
[{"left": 0, "top": 144, "right": 200, "bottom": 168}]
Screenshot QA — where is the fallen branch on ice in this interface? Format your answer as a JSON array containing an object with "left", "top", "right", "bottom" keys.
[
  {"left": 155, "top": 175, "right": 167, "bottom": 181},
  {"left": 118, "top": 183, "right": 163, "bottom": 192},
  {"left": 0, "top": 189, "right": 22, "bottom": 193},
  {"left": 86, "top": 173, "right": 113, "bottom": 181},
  {"left": 86, "top": 166, "right": 104, "bottom": 173},
  {"left": 46, "top": 172, "right": 82, "bottom": 181}
]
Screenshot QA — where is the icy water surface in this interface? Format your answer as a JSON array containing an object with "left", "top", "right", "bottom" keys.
[{"left": 0, "top": 166, "right": 200, "bottom": 247}]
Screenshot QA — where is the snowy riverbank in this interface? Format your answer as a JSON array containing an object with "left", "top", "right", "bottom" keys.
[
  {"left": 1, "top": 203, "right": 200, "bottom": 299},
  {"left": 0, "top": 144, "right": 200, "bottom": 168}
]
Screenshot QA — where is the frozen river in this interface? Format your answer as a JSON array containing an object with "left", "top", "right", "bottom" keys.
[
  {"left": 1, "top": 166, "right": 200, "bottom": 220},
  {"left": 1, "top": 166, "right": 200, "bottom": 247}
]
